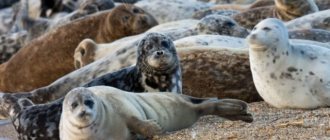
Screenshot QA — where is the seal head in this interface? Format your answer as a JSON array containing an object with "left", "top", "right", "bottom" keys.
[
  {"left": 247, "top": 18, "right": 288, "bottom": 52},
  {"left": 62, "top": 87, "right": 97, "bottom": 129},
  {"left": 137, "top": 32, "right": 179, "bottom": 75}
]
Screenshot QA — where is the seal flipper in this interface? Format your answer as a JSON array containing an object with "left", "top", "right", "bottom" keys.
[
  {"left": 180, "top": 94, "right": 218, "bottom": 104},
  {"left": 126, "top": 116, "right": 164, "bottom": 138},
  {"left": 0, "top": 93, "right": 33, "bottom": 119},
  {"left": 196, "top": 99, "right": 253, "bottom": 123}
]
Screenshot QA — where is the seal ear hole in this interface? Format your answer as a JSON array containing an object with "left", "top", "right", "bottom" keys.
[{"left": 262, "top": 27, "right": 271, "bottom": 31}]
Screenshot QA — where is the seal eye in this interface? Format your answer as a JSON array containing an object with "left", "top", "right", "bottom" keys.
[
  {"left": 262, "top": 27, "right": 271, "bottom": 31},
  {"left": 161, "top": 41, "right": 169, "bottom": 48},
  {"left": 132, "top": 8, "right": 140, "bottom": 14},
  {"left": 224, "top": 21, "right": 235, "bottom": 27},
  {"left": 84, "top": 100, "right": 94, "bottom": 108},
  {"left": 71, "top": 102, "right": 78, "bottom": 109},
  {"left": 146, "top": 44, "right": 153, "bottom": 50}
]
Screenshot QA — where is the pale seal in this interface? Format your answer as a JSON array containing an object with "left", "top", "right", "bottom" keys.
[
  {"left": 135, "top": 0, "right": 214, "bottom": 23},
  {"left": 0, "top": 85, "right": 252, "bottom": 140},
  {"left": 83, "top": 32, "right": 182, "bottom": 93},
  {"left": 288, "top": 29, "right": 330, "bottom": 44},
  {"left": 233, "top": 0, "right": 319, "bottom": 29},
  {"left": 247, "top": 18, "right": 330, "bottom": 109},
  {"left": 0, "top": 4, "right": 158, "bottom": 92},
  {"left": 285, "top": 9, "right": 330, "bottom": 31},
  {"left": 60, "top": 86, "right": 253, "bottom": 139}
]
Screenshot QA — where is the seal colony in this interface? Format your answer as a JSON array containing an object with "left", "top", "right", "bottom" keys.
[
  {"left": 248, "top": 18, "right": 330, "bottom": 109},
  {"left": 0, "top": 4, "right": 158, "bottom": 92},
  {"left": 60, "top": 86, "right": 252, "bottom": 140}
]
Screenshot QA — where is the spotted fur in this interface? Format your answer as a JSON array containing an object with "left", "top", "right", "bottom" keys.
[
  {"left": 248, "top": 18, "right": 330, "bottom": 109},
  {"left": 84, "top": 32, "right": 182, "bottom": 93}
]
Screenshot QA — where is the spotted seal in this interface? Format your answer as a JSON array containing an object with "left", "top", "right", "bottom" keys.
[
  {"left": 0, "top": 4, "right": 158, "bottom": 92},
  {"left": 135, "top": 0, "right": 214, "bottom": 23},
  {"left": 233, "top": 0, "right": 319, "bottom": 29},
  {"left": 285, "top": 9, "right": 330, "bottom": 31},
  {"left": 247, "top": 18, "right": 330, "bottom": 109},
  {"left": 60, "top": 86, "right": 252, "bottom": 139},
  {"left": 83, "top": 32, "right": 182, "bottom": 93}
]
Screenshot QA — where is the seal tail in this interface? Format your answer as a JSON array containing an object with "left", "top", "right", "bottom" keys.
[{"left": 196, "top": 99, "right": 253, "bottom": 123}]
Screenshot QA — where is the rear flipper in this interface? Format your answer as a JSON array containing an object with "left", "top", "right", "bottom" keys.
[
  {"left": 0, "top": 93, "right": 34, "bottom": 119},
  {"left": 180, "top": 94, "right": 218, "bottom": 104},
  {"left": 196, "top": 98, "right": 253, "bottom": 123}
]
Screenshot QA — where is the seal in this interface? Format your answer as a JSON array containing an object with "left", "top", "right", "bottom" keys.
[
  {"left": 0, "top": 4, "right": 158, "bottom": 92},
  {"left": 233, "top": 0, "right": 319, "bottom": 29},
  {"left": 60, "top": 86, "right": 253, "bottom": 140},
  {"left": 192, "top": 0, "right": 274, "bottom": 19},
  {"left": 0, "top": 86, "right": 252, "bottom": 140},
  {"left": 83, "top": 32, "right": 182, "bottom": 93},
  {"left": 285, "top": 9, "right": 330, "bottom": 31},
  {"left": 199, "top": 0, "right": 255, "bottom": 5},
  {"left": 0, "top": 31, "right": 27, "bottom": 64},
  {"left": 288, "top": 29, "right": 330, "bottom": 44},
  {"left": 247, "top": 18, "right": 330, "bottom": 109},
  {"left": 135, "top": 0, "right": 214, "bottom": 23},
  {"left": 9, "top": 0, "right": 114, "bottom": 47},
  {"left": 0, "top": 0, "right": 18, "bottom": 9}
]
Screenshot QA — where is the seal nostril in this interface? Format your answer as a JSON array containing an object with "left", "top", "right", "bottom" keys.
[
  {"left": 79, "top": 110, "right": 86, "bottom": 117},
  {"left": 156, "top": 51, "right": 163, "bottom": 55},
  {"left": 251, "top": 34, "right": 257, "bottom": 39}
]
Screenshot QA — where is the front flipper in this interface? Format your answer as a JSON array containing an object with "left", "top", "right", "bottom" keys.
[{"left": 126, "top": 116, "right": 164, "bottom": 138}]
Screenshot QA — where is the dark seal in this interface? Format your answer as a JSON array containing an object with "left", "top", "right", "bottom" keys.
[{"left": 84, "top": 32, "right": 182, "bottom": 93}]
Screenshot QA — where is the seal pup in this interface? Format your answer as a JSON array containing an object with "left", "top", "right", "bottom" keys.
[
  {"left": 247, "top": 18, "right": 330, "bottom": 109},
  {"left": 60, "top": 86, "right": 253, "bottom": 140},
  {"left": 83, "top": 32, "right": 182, "bottom": 93},
  {"left": 233, "top": 0, "right": 319, "bottom": 29},
  {"left": 0, "top": 4, "right": 158, "bottom": 92}
]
